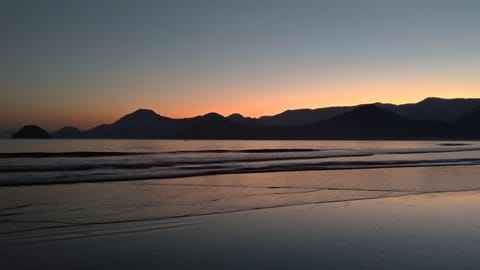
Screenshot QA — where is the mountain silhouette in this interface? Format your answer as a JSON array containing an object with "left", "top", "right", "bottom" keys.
[
  {"left": 258, "top": 106, "right": 355, "bottom": 126},
  {"left": 258, "top": 97, "right": 480, "bottom": 126},
  {"left": 307, "top": 104, "right": 461, "bottom": 139},
  {"left": 377, "top": 97, "right": 480, "bottom": 123},
  {"left": 53, "top": 126, "right": 83, "bottom": 138},
  {"left": 227, "top": 113, "right": 258, "bottom": 125},
  {"left": 85, "top": 109, "right": 181, "bottom": 138},
  {"left": 10, "top": 97, "right": 480, "bottom": 140},
  {"left": 12, "top": 125, "right": 52, "bottom": 139},
  {"left": 173, "top": 113, "right": 249, "bottom": 139},
  {"left": 455, "top": 106, "right": 480, "bottom": 135},
  {"left": 85, "top": 111, "right": 253, "bottom": 139}
]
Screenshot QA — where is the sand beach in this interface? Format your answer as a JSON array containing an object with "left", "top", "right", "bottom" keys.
[{"left": 3, "top": 165, "right": 480, "bottom": 269}]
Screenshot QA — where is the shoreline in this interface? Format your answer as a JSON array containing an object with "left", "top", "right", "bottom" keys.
[
  {"left": 3, "top": 188, "right": 480, "bottom": 269},
  {"left": 3, "top": 162, "right": 480, "bottom": 187},
  {"left": 4, "top": 164, "right": 480, "bottom": 269},
  {"left": 3, "top": 165, "right": 480, "bottom": 227}
]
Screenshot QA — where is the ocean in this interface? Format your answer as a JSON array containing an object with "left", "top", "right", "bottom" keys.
[
  {"left": 1, "top": 139, "right": 480, "bottom": 185},
  {"left": 3, "top": 139, "right": 480, "bottom": 269}
]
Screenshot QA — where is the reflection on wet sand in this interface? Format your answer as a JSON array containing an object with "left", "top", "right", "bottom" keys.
[
  {"left": 1, "top": 165, "right": 480, "bottom": 237},
  {"left": 2, "top": 165, "right": 480, "bottom": 269}
]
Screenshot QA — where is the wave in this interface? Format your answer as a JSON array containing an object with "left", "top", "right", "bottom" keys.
[
  {"left": 0, "top": 152, "right": 374, "bottom": 173},
  {"left": 379, "top": 147, "right": 480, "bottom": 155},
  {"left": 166, "top": 148, "right": 324, "bottom": 154},
  {"left": 2, "top": 157, "right": 480, "bottom": 186},
  {"left": 0, "top": 149, "right": 331, "bottom": 158},
  {"left": 0, "top": 152, "right": 152, "bottom": 158},
  {"left": 2, "top": 143, "right": 480, "bottom": 185},
  {"left": 438, "top": 143, "right": 471, "bottom": 146},
  {"left": 2, "top": 146, "right": 480, "bottom": 159}
]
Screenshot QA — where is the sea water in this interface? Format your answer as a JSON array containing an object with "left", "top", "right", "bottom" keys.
[
  {"left": 1, "top": 139, "right": 480, "bottom": 185},
  {"left": 3, "top": 140, "right": 480, "bottom": 269}
]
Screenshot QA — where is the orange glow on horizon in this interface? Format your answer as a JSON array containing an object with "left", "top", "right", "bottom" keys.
[{"left": 3, "top": 76, "right": 480, "bottom": 131}]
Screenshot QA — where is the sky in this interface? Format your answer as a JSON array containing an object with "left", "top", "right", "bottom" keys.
[{"left": 2, "top": 0, "right": 480, "bottom": 131}]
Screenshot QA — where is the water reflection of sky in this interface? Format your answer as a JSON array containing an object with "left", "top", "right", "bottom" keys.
[
  {"left": 3, "top": 166, "right": 480, "bottom": 269},
  {"left": 175, "top": 191, "right": 480, "bottom": 270}
]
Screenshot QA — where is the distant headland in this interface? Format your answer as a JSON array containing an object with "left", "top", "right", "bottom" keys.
[
  {"left": 11, "top": 97, "right": 480, "bottom": 140},
  {"left": 12, "top": 125, "right": 52, "bottom": 139}
]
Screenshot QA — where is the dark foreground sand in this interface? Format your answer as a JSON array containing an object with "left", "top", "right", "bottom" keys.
[{"left": 2, "top": 166, "right": 480, "bottom": 269}]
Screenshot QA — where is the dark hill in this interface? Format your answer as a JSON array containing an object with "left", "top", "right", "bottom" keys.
[
  {"left": 114, "top": 109, "right": 169, "bottom": 126},
  {"left": 323, "top": 104, "right": 407, "bottom": 125},
  {"left": 456, "top": 106, "right": 480, "bottom": 125},
  {"left": 12, "top": 125, "right": 52, "bottom": 139},
  {"left": 85, "top": 109, "right": 181, "bottom": 138},
  {"left": 455, "top": 106, "right": 480, "bottom": 134},
  {"left": 227, "top": 113, "right": 258, "bottom": 125},
  {"left": 53, "top": 126, "right": 83, "bottom": 138},
  {"left": 11, "top": 97, "right": 480, "bottom": 140},
  {"left": 84, "top": 111, "right": 256, "bottom": 139},
  {"left": 378, "top": 97, "right": 480, "bottom": 123},
  {"left": 308, "top": 104, "right": 461, "bottom": 139},
  {"left": 173, "top": 113, "right": 255, "bottom": 139},
  {"left": 258, "top": 97, "right": 480, "bottom": 126},
  {"left": 258, "top": 106, "right": 354, "bottom": 126},
  {"left": 195, "top": 112, "right": 225, "bottom": 122}
]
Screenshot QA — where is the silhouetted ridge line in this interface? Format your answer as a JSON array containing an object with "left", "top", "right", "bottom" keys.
[
  {"left": 12, "top": 125, "right": 51, "bottom": 139},
  {"left": 52, "top": 126, "right": 83, "bottom": 138},
  {"left": 378, "top": 97, "right": 480, "bottom": 122},
  {"left": 11, "top": 97, "right": 480, "bottom": 140}
]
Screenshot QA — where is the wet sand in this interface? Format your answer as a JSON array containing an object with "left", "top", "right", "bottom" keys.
[{"left": 2, "top": 166, "right": 480, "bottom": 269}]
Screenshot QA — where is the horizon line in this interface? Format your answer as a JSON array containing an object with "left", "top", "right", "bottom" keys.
[{"left": 5, "top": 96, "right": 480, "bottom": 133}]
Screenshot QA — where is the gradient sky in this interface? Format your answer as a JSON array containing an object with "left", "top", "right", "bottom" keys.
[{"left": 2, "top": 0, "right": 480, "bottom": 130}]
